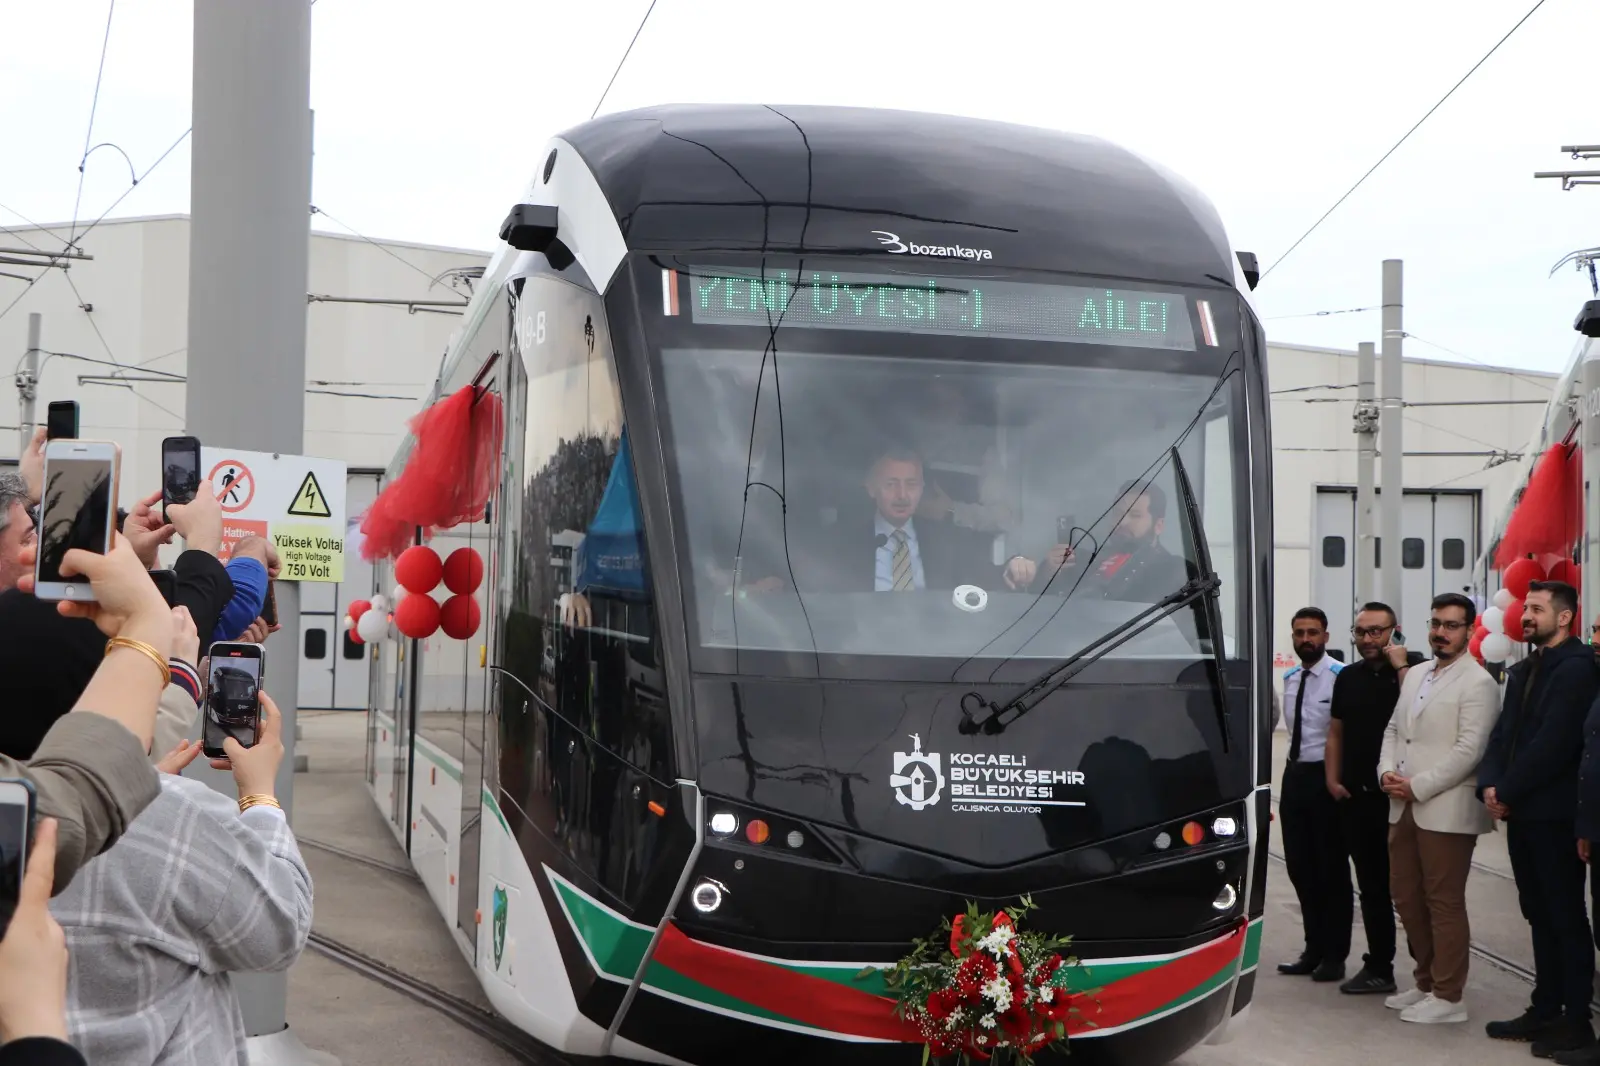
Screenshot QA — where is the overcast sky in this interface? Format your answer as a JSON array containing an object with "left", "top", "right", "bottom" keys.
[{"left": 3, "top": 0, "right": 1597, "bottom": 377}]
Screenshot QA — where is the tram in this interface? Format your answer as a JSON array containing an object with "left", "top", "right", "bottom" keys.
[
  {"left": 1473, "top": 301, "right": 1600, "bottom": 651},
  {"left": 365, "top": 104, "right": 1273, "bottom": 1065}
]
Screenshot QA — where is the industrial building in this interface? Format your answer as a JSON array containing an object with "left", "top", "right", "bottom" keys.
[{"left": 0, "top": 215, "right": 1556, "bottom": 703}]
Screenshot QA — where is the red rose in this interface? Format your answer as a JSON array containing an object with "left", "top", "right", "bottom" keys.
[
  {"left": 949, "top": 914, "right": 968, "bottom": 956},
  {"left": 926, "top": 991, "right": 950, "bottom": 1021}
]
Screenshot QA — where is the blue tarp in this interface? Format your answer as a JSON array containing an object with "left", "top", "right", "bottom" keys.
[{"left": 574, "top": 430, "right": 647, "bottom": 597}]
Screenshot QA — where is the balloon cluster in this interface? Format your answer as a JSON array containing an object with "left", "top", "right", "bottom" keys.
[
  {"left": 390, "top": 544, "right": 484, "bottom": 641},
  {"left": 1472, "top": 556, "right": 1582, "bottom": 664}
]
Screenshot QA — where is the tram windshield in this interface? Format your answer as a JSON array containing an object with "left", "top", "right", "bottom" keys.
[{"left": 645, "top": 262, "right": 1248, "bottom": 674}]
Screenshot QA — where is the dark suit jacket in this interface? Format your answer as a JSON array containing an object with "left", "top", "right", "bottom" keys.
[
  {"left": 1031, "top": 541, "right": 1189, "bottom": 602},
  {"left": 1477, "top": 636, "right": 1599, "bottom": 821},
  {"left": 804, "top": 513, "right": 1000, "bottom": 593}
]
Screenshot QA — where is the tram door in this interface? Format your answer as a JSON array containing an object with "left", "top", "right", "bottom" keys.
[{"left": 456, "top": 366, "right": 502, "bottom": 959}]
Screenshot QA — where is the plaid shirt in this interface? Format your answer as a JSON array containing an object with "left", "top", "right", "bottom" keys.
[{"left": 50, "top": 774, "right": 312, "bottom": 1066}]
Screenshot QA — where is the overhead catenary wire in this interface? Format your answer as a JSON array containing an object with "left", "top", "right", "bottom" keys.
[
  {"left": 1261, "top": 0, "right": 1550, "bottom": 281},
  {"left": 308, "top": 206, "right": 472, "bottom": 296},
  {"left": 591, "top": 0, "right": 659, "bottom": 120},
  {"left": 70, "top": 0, "right": 118, "bottom": 249}
]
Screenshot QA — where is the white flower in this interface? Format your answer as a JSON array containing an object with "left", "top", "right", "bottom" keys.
[
  {"left": 1039, "top": 986, "right": 1055, "bottom": 1003},
  {"left": 982, "top": 976, "right": 1013, "bottom": 1012},
  {"left": 977, "top": 928, "right": 1013, "bottom": 958},
  {"left": 980, "top": 1014, "right": 997, "bottom": 1029}
]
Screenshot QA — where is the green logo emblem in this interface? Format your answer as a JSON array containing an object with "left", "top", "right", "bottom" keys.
[{"left": 492, "top": 885, "right": 508, "bottom": 970}]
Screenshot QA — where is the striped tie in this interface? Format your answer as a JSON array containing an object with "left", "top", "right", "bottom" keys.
[{"left": 891, "top": 529, "right": 914, "bottom": 591}]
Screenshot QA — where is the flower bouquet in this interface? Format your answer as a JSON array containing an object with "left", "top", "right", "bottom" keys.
[{"left": 861, "top": 896, "right": 1087, "bottom": 1064}]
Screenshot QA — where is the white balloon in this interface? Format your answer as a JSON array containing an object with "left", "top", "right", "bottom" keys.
[
  {"left": 1481, "top": 607, "right": 1504, "bottom": 635},
  {"left": 1481, "top": 632, "right": 1514, "bottom": 662},
  {"left": 370, "top": 594, "right": 388, "bottom": 612},
  {"left": 341, "top": 616, "right": 353, "bottom": 631},
  {"left": 1493, "top": 588, "right": 1515, "bottom": 611},
  {"left": 357, "top": 609, "right": 387, "bottom": 644},
  {"left": 392, "top": 586, "right": 408, "bottom": 605}
]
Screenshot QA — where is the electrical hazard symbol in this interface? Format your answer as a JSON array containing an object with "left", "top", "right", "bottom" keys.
[{"left": 287, "top": 471, "right": 332, "bottom": 518}]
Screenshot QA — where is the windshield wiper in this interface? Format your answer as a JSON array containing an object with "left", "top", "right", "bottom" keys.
[{"left": 959, "top": 447, "right": 1233, "bottom": 750}]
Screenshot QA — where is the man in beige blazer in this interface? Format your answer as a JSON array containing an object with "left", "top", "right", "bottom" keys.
[{"left": 1376, "top": 592, "right": 1500, "bottom": 1025}]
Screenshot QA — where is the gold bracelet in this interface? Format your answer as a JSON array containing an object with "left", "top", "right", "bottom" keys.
[
  {"left": 104, "top": 636, "right": 172, "bottom": 688},
  {"left": 238, "top": 794, "right": 281, "bottom": 813}
]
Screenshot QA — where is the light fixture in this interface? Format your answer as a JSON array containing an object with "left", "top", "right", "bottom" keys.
[
  {"left": 1152, "top": 831, "right": 1172, "bottom": 850},
  {"left": 709, "top": 812, "right": 738, "bottom": 836},
  {"left": 1181, "top": 821, "right": 1206, "bottom": 846},
  {"left": 745, "top": 820, "right": 770, "bottom": 845},
  {"left": 1211, "top": 883, "right": 1237, "bottom": 912},
  {"left": 691, "top": 879, "right": 726, "bottom": 913},
  {"left": 1211, "top": 816, "right": 1238, "bottom": 838},
  {"left": 786, "top": 830, "right": 805, "bottom": 849}
]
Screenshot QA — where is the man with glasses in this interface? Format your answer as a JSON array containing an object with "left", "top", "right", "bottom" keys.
[
  {"left": 1479, "top": 580, "right": 1600, "bottom": 1057},
  {"left": 1377, "top": 593, "right": 1499, "bottom": 1024},
  {"left": 1277, "top": 606, "right": 1350, "bottom": 983},
  {"left": 1324, "top": 602, "right": 1424, "bottom": 996}
]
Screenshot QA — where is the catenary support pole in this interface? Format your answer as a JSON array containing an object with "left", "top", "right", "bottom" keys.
[
  {"left": 184, "top": 2, "right": 329, "bottom": 1063},
  {"left": 1379, "top": 260, "right": 1405, "bottom": 623},
  {"left": 1355, "top": 340, "right": 1378, "bottom": 610},
  {"left": 18, "top": 314, "right": 39, "bottom": 454}
]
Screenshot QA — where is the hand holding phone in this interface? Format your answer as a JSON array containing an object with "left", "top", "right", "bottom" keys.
[
  {"left": 33, "top": 440, "right": 120, "bottom": 603},
  {"left": 0, "top": 779, "right": 36, "bottom": 940},
  {"left": 0, "top": 817, "right": 68, "bottom": 1044},
  {"left": 207, "top": 690, "right": 285, "bottom": 800},
  {"left": 203, "top": 642, "right": 265, "bottom": 758}
]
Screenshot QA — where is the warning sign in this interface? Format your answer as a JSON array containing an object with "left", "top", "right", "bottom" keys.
[
  {"left": 199, "top": 447, "right": 348, "bottom": 583},
  {"left": 287, "top": 471, "right": 332, "bottom": 518},
  {"left": 208, "top": 459, "right": 256, "bottom": 513}
]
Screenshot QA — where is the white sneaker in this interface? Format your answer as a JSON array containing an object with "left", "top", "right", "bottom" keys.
[
  {"left": 1385, "top": 988, "right": 1428, "bottom": 1010},
  {"left": 1400, "top": 994, "right": 1468, "bottom": 1024}
]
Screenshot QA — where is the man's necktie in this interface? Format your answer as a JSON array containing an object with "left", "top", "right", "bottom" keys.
[
  {"left": 891, "top": 529, "right": 914, "bottom": 591},
  {"left": 1288, "top": 670, "right": 1308, "bottom": 763}
]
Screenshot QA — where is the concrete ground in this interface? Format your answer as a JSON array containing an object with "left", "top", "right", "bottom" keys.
[{"left": 280, "top": 714, "right": 1568, "bottom": 1065}]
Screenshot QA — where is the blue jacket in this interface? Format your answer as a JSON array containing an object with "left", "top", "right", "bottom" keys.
[
  {"left": 213, "top": 557, "right": 268, "bottom": 643},
  {"left": 1478, "top": 636, "right": 1600, "bottom": 822}
]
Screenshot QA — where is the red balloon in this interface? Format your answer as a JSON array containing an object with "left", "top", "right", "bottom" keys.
[
  {"left": 348, "top": 599, "right": 372, "bottom": 623},
  {"left": 395, "top": 545, "right": 443, "bottom": 594},
  {"left": 1469, "top": 629, "right": 1485, "bottom": 661},
  {"left": 1502, "top": 557, "right": 1547, "bottom": 599},
  {"left": 348, "top": 628, "right": 365, "bottom": 645},
  {"left": 440, "top": 594, "right": 481, "bottom": 640},
  {"left": 394, "top": 592, "right": 440, "bottom": 639},
  {"left": 443, "top": 547, "right": 485, "bottom": 595},
  {"left": 1548, "top": 559, "right": 1581, "bottom": 589},
  {"left": 1503, "top": 597, "right": 1526, "bottom": 639}
]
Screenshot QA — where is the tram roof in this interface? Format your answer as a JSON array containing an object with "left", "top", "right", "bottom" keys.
[{"left": 554, "top": 104, "right": 1241, "bottom": 285}]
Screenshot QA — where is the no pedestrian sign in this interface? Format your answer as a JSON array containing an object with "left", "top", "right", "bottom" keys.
[{"left": 201, "top": 447, "right": 348, "bottom": 582}]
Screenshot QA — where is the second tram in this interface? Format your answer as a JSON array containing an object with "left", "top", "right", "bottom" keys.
[{"left": 366, "top": 103, "right": 1273, "bottom": 1065}]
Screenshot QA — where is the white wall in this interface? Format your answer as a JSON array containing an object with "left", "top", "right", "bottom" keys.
[
  {"left": 1266, "top": 340, "right": 1555, "bottom": 673},
  {"left": 0, "top": 214, "right": 490, "bottom": 489}
]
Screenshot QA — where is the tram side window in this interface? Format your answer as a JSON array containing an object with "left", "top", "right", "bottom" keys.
[{"left": 498, "top": 272, "right": 672, "bottom": 907}]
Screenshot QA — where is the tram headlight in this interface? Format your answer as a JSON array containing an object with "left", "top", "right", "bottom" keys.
[
  {"left": 1211, "top": 816, "right": 1238, "bottom": 838},
  {"left": 709, "top": 812, "right": 738, "bottom": 836},
  {"left": 1211, "top": 883, "right": 1238, "bottom": 912},
  {"left": 691, "top": 879, "right": 727, "bottom": 914},
  {"left": 1152, "top": 831, "right": 1172, "bottom": 850}
]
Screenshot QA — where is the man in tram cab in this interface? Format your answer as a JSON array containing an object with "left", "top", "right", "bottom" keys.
[
  {"left": 1000, "top": 479, "right": 1187, "bottom": 601},
  {"left": 814, "top": 442, "right": 996, "bottom": 592}
]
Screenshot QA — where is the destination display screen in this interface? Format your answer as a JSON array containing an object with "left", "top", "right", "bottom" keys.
[{"left": 670, "top": 267, "right": 1198, "bottom": 351}]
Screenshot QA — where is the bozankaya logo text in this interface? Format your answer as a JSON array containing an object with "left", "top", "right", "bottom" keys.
[
  {"left": 890, "top": 735, "right": 1087, "bottom": 814},
  {"left": 872, "top": 230, "right": 993, "bottom": 261}
]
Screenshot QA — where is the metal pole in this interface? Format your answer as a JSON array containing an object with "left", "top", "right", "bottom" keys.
[
  {"left": 19, "top": 314, "right": 39, "bottom": 454},
  {"left": 1380, "top": 260, "right": 1405, "bottom": 621},
  {"left": 1354, "top": 340, "right": 1378, "bottom": 609},
  {"left": 185, "top": 3, "right": 325, "bottom": 1063}
]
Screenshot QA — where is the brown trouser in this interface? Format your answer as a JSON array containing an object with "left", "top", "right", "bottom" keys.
[{"left": 1388, "top": 805, "right": 1478, "bottom": 1002}]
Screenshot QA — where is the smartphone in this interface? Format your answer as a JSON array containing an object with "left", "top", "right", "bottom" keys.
[
  {"left": 150, "top": 568, "right": 177, "bottom": 607},
  {"left": 45, "top": 400, "right": 78, "bottom": 441},
  {"left": 260, "top": 579, "right": 278, "bottom": 628},
  {"left": 0, "top": 778, "right": 36, "bottom": 939},
  {"left": 1056, "top": 515, "right": 1076, "bottom": 545},
  {"left": 203, "top": 641, "right": 265, "bottom": 758},
  {"left": 34, "top": 439, "right": 119, "bottom": 602},
  {"left": 161, "top": 435, "right": 202, "bottom": 508}
]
